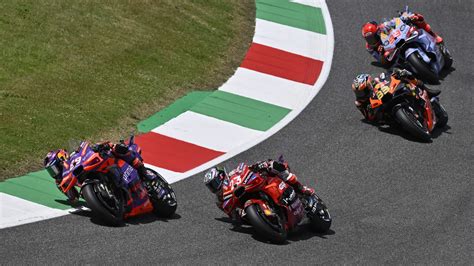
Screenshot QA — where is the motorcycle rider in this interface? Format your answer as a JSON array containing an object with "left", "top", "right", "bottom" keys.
[
  {"left": 92, "top": 140, "right": 156, "bottom": 182},
  {"left": 351, "top": 68, "right": 441, "bottom": 123},
  {"left": 362, "top": 11, "right": 444, "bottom": 66},
  {"left": 43, "top": 140, "right": 155, "bottom": 203},
  {"left": 203, "top": 159, "right": 315, "bottom": 221},
  {"left": 44, "top": 149, "right": 79, "bottom": 203}
]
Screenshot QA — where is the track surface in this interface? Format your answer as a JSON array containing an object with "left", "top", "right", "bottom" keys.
[{"left": 1, "top": 1, "right": 472, "bottom": 264}]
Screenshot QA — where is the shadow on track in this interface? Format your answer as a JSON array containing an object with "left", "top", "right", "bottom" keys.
[
  {"left": 216, "top": 217, "right": 335, "bottom": 245},
  {"left": 361, "top": 119, "right": 451, "bottom": 142},
  {"left": 55, "top": 199, "right": 88, "bottom": 208},
  {"left": 369, "top": 62, "right": 456, "bottom": 85},
  {"left": 69, "top": 207, "right": 181, "bottom": 227}
]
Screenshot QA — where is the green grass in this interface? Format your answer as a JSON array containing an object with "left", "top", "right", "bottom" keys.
[{"left": 0, "top": 0, "right": 255, "bottom": 180}]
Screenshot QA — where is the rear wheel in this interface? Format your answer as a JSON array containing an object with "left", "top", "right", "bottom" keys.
[
  {"left": 432, "top": 101, "right": 448, "bottom": 128},
  {"left": 245, "top": 204, "right": 287, "bottom": 243},
  {"left": 394, "top": 105, "right": 431, "bottom": 142},
  {"left": 308, "top": 195, "right": 332, "bottom": 233},
  {"left": 407, "top": 52, "right": 439, "bottom": 84},
  {"left": 146, "top": 168, "right": 177, "bottom": 218},
  {"left": 82, "top": 181, "right": 124, "bottom": 226},
  {"left": 439, "top": 43, "right": 453, "bottom": 70}
]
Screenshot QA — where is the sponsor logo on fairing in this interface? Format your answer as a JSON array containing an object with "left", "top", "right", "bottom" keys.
[
  {"left": 122, "top": 165, "right": 134, "bottom": 182},
  {"left": 279, "top": 181, "right": 287, "bottom": 191}
]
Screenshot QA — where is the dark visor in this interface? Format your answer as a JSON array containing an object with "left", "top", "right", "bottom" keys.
[{"left": 46, "top": 164, "right": 61, "bottom": 178}]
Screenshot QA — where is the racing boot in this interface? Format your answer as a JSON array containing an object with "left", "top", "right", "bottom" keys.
[
  {"left": 137, "top": 164, "right": 157, "bottom": 182},
  {"left": 417, "top": 21, "right": 443, "bottom": 44},
  {"left": 286, "top": 173, "right": 315, "bottom": 196}
]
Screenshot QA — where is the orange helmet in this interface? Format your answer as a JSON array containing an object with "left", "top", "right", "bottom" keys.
[
  {"left": 352, "top": 74, "right": 374, "bottom": 100},
  {"left": 362, "top": 21, "right": 380, "bottom": 46}
]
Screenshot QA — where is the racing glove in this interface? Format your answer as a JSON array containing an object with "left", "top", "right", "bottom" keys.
[
  {"left": 250, "top": 161, "right": 270, "bottom": 172},
  {"left": 392, "top": 68, "right": 415, "bottom": 81}
]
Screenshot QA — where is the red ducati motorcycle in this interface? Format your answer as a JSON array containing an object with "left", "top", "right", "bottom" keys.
[{"left": 221, "top": 160, "right": 331, "bottom": 243}]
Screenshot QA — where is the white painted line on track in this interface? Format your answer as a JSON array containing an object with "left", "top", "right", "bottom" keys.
[
  {"left": 254, "top": 18, "right": 329, "bottom": 61},
  {"left": 0, "top": 193, "right": 69, "bottom": 229},
  {"left": 220, "top": 67, "right": 312, "bottom": 110},
  {"left": 152, "top": 111, "right": 263, "bottom": 153}
]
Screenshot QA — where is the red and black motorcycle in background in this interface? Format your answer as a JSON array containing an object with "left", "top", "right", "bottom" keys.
[{"left": 221, "top": 158, "right": 331, "bottom": 243}]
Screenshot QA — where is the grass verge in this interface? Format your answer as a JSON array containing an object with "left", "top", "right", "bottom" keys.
[{"left": 0, "top": 0, "right": 255, "bottom": 180}]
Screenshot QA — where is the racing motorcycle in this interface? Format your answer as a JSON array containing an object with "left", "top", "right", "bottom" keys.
[
  {"left": 370, "top": 75, "right": 448, "bottom": 141},
  {"left": 380, "top": 7, "right": 452, "bottom": 83},
  {"left": 221, "top": 158, "right": 331, "bottom": 243},
  {"left": 58, "top": 135, "right": 177, "bottom": 225}
]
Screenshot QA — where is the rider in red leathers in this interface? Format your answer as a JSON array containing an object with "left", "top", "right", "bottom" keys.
[
  {"left": 203, "top": 159, "right": 315, "bottom": 222},
  {"left": 362, "top": 11, "right": 444, "bottom": 66}
]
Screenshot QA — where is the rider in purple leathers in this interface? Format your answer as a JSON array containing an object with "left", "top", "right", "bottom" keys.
[{"left": 44, "top": 141, "right": 155, "bottom": 202}]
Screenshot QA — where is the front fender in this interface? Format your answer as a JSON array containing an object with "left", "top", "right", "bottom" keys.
[
  {"left": 244, "top": 199, "right": 273, "bottom": 216},
  {"left": 79, "top": 179, "right": 101, "bottom": 194}
]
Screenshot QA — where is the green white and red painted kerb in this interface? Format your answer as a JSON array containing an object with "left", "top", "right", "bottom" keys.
[{"left": 0, "top": 0, "right": 334, "bottom": 229}]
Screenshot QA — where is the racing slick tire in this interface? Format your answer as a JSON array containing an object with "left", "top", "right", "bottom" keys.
[
  {"left": 245, "top": 204, "right": 287, "bottom": 244},
  {"left": 439, "top": 43, "right": 453, "bottom": 70},
  {"left": 433, "top": 101, "right": 449, "bottom": 128},
  {"left": 407, "top": 52, "right": 439, "bottom": 84},
  {"left": 82, "top": 182, "right": 124, "bottom": 226},
  {"left": 394, "top": 105, "right": 432, "bottom": 142},
  {"left": 146, "top": 168, "right": 177, "bottom": 218},
  {"left": 307, "top": 197, "right": 332, "bottom": 233}
]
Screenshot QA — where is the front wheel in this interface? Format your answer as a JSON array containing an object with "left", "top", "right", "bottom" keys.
[
  {"left": 407, "top": 52, "right": 439, "bottom": 84},
  {"left": 146, "top": 168, "right": 177, "bottom": 218},
  {"left": 82, "top": 182, "right": 124, "bottom": 226},
  {"left": 394, "top": 105, "right": 431, "bottom": 142},
  {"left": 245, "top": 204, "right": 287, "bottom": 243}
]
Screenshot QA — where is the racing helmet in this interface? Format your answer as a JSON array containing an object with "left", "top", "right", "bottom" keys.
[
  {"left": 44, "top": 149, "right": 69, "bottom": 180},
  {"left": 362, "top": 21, "right": 379, "bottom": 46},
  {"left": 352, "top": 74, "right": 374, "bottom": 100},
  {"left": 203, "top": 167, "right": 227, "bottom": 194}
]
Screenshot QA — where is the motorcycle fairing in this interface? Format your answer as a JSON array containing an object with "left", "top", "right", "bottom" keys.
[{"left": 404, "top": 29, "right": 444, "bottom": 74}]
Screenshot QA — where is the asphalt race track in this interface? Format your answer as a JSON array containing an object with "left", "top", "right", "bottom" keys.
[{"left": 1, "top": 1, "right": 472, "bottom": 264}]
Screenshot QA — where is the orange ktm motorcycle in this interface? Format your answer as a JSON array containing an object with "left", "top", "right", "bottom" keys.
[
  {"left": 370, "top": 75, "right": 448, "bottom": 141},
  {"left": 58, "top": 136, "right": 177, "bottom": 225}
]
